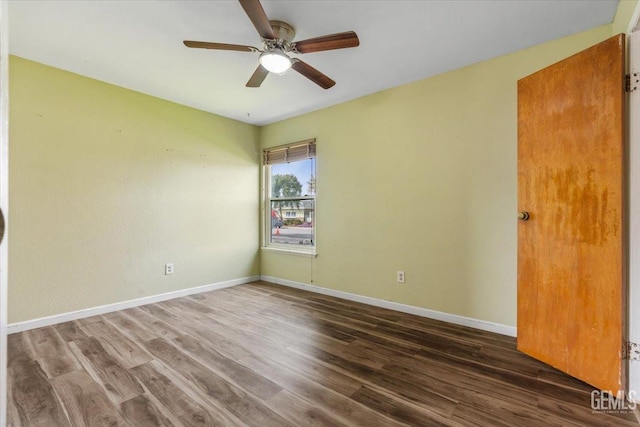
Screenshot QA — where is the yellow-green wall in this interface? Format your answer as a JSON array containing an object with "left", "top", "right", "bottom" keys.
[
  {"left": 9, "top": 57, "right": 260, "bottom": 323},
  {"left": 613, "top": 0, "right": 638, "bottom": 34},
  {"left": 259, "top": 24, "right": 616, "bottom": 327}
]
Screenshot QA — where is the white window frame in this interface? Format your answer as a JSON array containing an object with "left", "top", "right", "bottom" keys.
[{"left": 262, "top": 140, "right": 316, "bottom": 256}]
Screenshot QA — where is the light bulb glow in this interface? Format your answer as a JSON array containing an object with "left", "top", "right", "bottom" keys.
[{"left": 259, "top": 49, "right": 292, "bottom": 74}]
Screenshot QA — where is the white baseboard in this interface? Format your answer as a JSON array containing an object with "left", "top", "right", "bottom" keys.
[
  {"left": 8, "top": 274, "right": 516, "bottom": 338},
  {"left": 7, "top": 275, "right": 260, "bottom": 334},
  {"left": 260, "top": 275, "right": 517, "bottom": 337}
]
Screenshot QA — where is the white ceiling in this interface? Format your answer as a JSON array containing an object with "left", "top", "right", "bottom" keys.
[{"left": 9, "top": 0, "right": 618, "bottom": 126}]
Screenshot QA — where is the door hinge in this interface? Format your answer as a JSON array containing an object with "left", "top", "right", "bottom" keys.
[
  {"left": 623, "top": 341, "right": 640, "bottom": 361},
  {"left": 627, "top": 73, "right": 639, "bottom": 93}
]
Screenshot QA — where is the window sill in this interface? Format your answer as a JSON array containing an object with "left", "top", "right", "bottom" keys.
[{"left": 260, "top": 246, "right": 317, "bottom": 258}]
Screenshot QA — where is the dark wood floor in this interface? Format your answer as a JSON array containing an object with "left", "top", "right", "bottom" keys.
[{"left": 7, "top": 281, "right": 639, "bottom": 426}]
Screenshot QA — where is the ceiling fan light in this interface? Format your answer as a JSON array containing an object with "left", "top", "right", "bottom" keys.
[{"left": 259, "top": 49, "right": 292, "bottom": 74}]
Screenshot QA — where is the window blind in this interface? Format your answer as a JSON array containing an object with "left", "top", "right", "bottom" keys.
[{"left": 263, "top": 139, "right": 316, "bottom": 165}]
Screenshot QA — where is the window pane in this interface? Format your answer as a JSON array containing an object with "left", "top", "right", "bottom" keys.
[
  {"left": 270, "top": 199, "right": 314, "bottom": 246},
  {"left": 270, "top": 158, "right": 315, "bottom": 198}
]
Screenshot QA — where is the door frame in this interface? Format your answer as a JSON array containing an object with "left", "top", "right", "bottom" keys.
[
  {"left": 629, "top": 6, "right": 640, "bottom": 404},
  {"left": 0, "top": 0, "right": 8, "bottom": 423}
]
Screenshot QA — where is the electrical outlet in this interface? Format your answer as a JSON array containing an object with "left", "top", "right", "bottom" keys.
[
  {"left": 397, "top": 270, "right": 405, "bottom": 283},
  {"left": 165, "top": 263, "right": 174, "bottom": 275}
]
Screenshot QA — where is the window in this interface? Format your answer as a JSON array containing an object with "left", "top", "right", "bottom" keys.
[{"left": 264, "top": 139, "right": 316, "bottom": 251}]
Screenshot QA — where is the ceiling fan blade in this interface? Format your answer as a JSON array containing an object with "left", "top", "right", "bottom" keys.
[
  {"left": 238, "top": 0, "right": 275, "bottom": 40},
  {"left": 183, "top": 40, "right": 257, "bottom": 52},
  {"left": 291, "top": 60, "right": 335, "bottom": 89},
  {"left": 246, "top": 65, "right": 269, "bottom": 88},
  {"left": 293, "top": 31, "right": 359, "bottom": 54}
]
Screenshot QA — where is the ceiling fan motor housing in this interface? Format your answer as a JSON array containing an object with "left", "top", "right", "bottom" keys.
[{"left": 269, "top": 20, "right": 295, "bottom": 43}]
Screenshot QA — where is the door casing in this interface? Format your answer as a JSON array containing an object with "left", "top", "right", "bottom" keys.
[
  {"left": 0, "top": 0, "right": 9, "bottom": 423},
  {"left": 628, "top": 27, "right": 640, "bottom": 403}
]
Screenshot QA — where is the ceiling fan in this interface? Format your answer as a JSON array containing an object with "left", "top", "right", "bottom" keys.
[{"left": 183, "top": 0, "right": 359, "bottom": 89}]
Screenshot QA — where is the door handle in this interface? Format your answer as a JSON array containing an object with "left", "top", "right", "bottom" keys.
[
  {"left": 0, "top": 208, "right": 4, "bottom": 244},
  {"left": 518, "top": 211, "right": 530, "bottom": 221}
]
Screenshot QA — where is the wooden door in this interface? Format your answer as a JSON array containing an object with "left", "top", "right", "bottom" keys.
[{"left": 517, "top": 34, "right": 626, "bottom": 392}]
